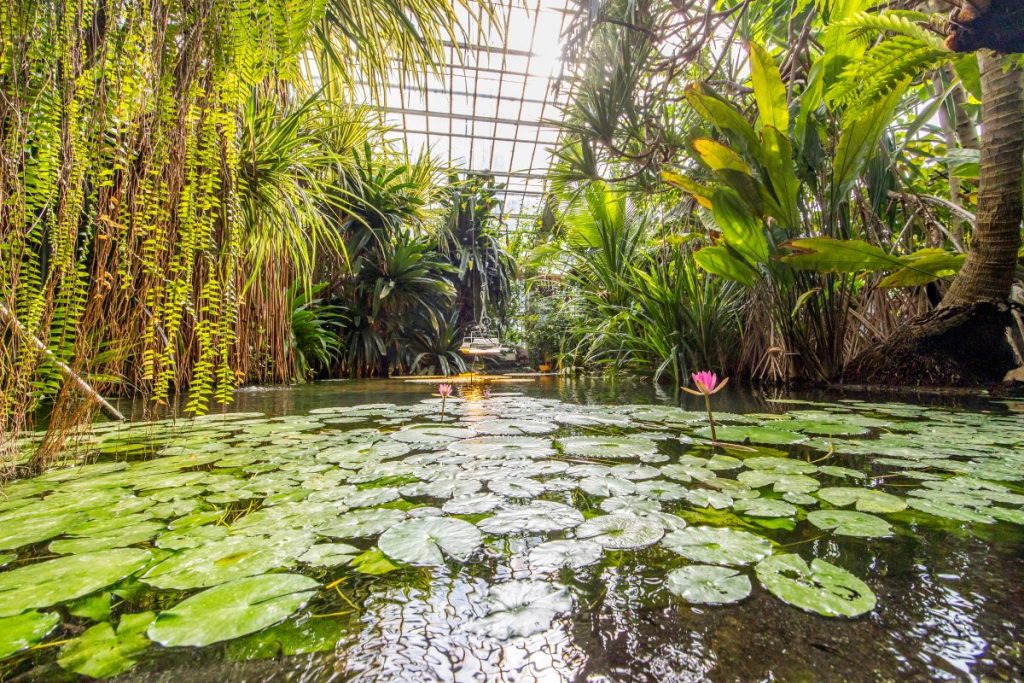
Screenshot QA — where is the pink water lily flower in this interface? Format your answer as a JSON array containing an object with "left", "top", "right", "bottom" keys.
[
  {"left": 682, "top": 371, "right": 729, "bottom": 396},
  {"left": 681, "top": 370, "right": 728, "bottom": 443},
  {"left": 438, "top": 383, "right": 453, "bottom": 398}
]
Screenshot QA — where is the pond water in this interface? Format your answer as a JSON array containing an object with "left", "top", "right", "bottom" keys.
[{"left": 1, "top": 378, "right": 1022, "bottom": 682}]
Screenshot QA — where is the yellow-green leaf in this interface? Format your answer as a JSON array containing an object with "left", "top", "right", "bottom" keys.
[{"left": 749, "top": 42, "right": 789, "bottom": 134}]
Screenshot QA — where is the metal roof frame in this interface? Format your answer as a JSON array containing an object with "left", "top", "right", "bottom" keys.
[{"left": 373, "top": 0, "right": 575, "bottom": 231}]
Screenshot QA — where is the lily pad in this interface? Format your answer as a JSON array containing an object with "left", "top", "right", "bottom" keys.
[
  {"left": 665, "top": 565, "right": 751, "bottom": 604},
  {"left": 662, "top": 527, "right": 771, "bottom": 566},
  {"left": 299, "top": 543, "right": 359, "bottom": 568},
  {"left": 477, "top": 502, "right": 584, "bottom": 535},
  {"left": 147, "top": 574, "right": 319, "bottom": 647},
  {"left": 0, "top": 610, "right": 61, "bottom": 659},
  {"left": 58, "top": 612, "right": 155, "bottom": 678},
  {"left": 0, "top": 549, "right": 152, "bottom": 617},
  {"left": 575, "top": 513, "right": 664, "bottom": 549},
  {"left": 378, "top": 517, "right": 482, "bottom": 565},
  {"left": 527, "top": 540, "right": 604, "bottom": 571},
  {"left": 755, "top": 554, "right": 876, "bottom": 617},
  {"left": 319, "top": 508, "right": 407, "bottom": 538},
  {"left": 466, "top": 581, "right": 572, "bottom": 639},
  {"left": 141, "top": 534, "right": 310, "bottom": 590},
  {"left": 807, "top": 510, "right": 893, "bottom": 538},
  {"left": 732, "top": 498, "right": 798, "bottom": 518},
  {"left": 817, "top": 487, "right": 907, "bottom": 513},
  {"left": 694, "top": 425, "right": 806, "bottom": 445},
  {"left": 447, "top": 436, "right": 555, "bottom": 459},
  {"left": 557, "top": 436, "right": 657, "bottom": 460}
]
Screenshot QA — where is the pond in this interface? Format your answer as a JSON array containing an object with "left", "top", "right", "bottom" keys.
[{"left": 1, "top": 378, "right": 1022, "bottom": 682}]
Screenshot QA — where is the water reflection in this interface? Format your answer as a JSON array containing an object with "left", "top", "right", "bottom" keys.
[{"left": 341, "top": 570, "right": 585, "bottom": 682}]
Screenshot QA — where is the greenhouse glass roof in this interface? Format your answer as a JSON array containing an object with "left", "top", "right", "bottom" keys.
[{"left": 375, "top": 0, "right": 575, "bottom": 228}]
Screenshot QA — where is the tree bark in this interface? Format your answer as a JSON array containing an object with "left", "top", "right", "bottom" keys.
[
  {"left": 941, "top": 54, "right": 1023, "bottom": 307},
  {"left": 845, "top": 53, "right": 1023, "bottom": 386}
]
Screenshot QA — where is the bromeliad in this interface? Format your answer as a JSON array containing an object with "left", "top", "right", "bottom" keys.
[{"left": 682, "top": 371, "right": 729, "bottom": 442}]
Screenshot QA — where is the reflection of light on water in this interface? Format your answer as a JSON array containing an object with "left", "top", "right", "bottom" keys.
[
  {"left": 910, "top": 558, "right": 990, "bottom": 679},
  {"left": 342, "top": 571, "right": 585, "bottom": 682}
]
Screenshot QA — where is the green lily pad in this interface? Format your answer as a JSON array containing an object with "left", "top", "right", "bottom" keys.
[
  {"left": 0, "top": 512, "right": 86, "bottom": 551},
  {"left": 58, "top": 612, "right": 155, "bottom": 678},
  {"left": 557, "top": 436, "right": 657, "bottom": 460},
  {"left": 148, "top": 574, "right": 319, "bottom": 647},
  {"left": 298, "top": 543, "right": 359, "bottom": 568},
  {"left": 0, "top": 610, "right": 61, "bottom": 659},
  {"left": 816, "top": 487, "right": 907, "bottom": 513},
  {"left": 391, "top": 425, "right": 475, "bottom": 445},
  {"left": 447, "top": 436, "right": 555, "bottom": 459},
  {"left": 755, "top": 554, "right": 876, "bottom": 617},
  {"left": 442, "top": 493, "right": 506, "bottom": 515},
  {"left": 0, "top": 549, "right": 152, "bottom": 617},
  {"left": 662, "top": 527, "right": 772, "bottom": 566},
  {"left": 141, "top": 534, "right": 311, "bottom": 590},
  {"left": 906, "top": 498, "right": 995, "bottom": 524},
  {"left": 319, "top": 508, "right": 407, "bottom": 539},
  {"left": 575, "top": 513, "right": 664, "bottom": 549},
  {"left": 732, "top": 498, "right": 798, "bottom": 518},
  {"left": 466, "top": 580, "right": 572, "bottom": 639},
  {"left": 579, "top": 476, "right": 637, "bottom": 497},
  {"left": 665, "top": 565, "right": 751, "bottom": 604},
  {"left": 378, "top": 517, "right": 482, "bottom": 565},
  {"left": 807, "top": 510, "right": 893, "bottom": 538},
  {"left": 695, "top": 425, "right": 806, "bottom": 445},
  {"left": 477, "top": 502, "right": 584, "bottom": 535},
  {"left": 527, "top": 540, "right": 604, "bottom": 571},
  {"left": 350, "top": 549, "right": 400, "bottom": 575}
]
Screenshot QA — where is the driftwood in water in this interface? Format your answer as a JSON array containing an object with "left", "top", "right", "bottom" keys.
[{"left": 0, "top": 303, "right": 125, "bottom": 422}]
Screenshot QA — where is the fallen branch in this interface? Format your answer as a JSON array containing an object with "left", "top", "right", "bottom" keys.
[{"left": 0, "top": 303, "right": 125, "bottom": 422}]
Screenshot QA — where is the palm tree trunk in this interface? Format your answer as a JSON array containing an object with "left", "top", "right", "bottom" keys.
[
  {"left": 940, "top": 53, "right": 1023, "bottom": 307},
  {"left": 845, "top": 53, "right": 1023, "bottom": 386}
]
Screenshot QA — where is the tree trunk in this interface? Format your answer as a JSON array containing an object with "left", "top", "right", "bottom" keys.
[
  {"left": 845, "top": 53, "right": 1023, "bottom": 387},
  {"left": 941, "top": 54, "right": 1023, "bottom": 307}
]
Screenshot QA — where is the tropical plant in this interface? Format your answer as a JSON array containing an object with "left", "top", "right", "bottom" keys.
[{"left": 286, "top": 282, "right": 345, "bottom": 381}]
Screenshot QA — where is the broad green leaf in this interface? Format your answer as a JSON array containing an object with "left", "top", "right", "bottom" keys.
[
  {"left": 663, "top": 526, "right": 772, "bottom": 566},
  {"left": 0, "top": 549, "right": 152, "bottom": 617},
  {"left": 807, "top": 510, "right": 893, "bottom": 538},
  {"left": 0, "top": 611, "right": 60, "bottom": 659},
  {"left": 692, "top": 138, "right": 750, "bottom": 175},
  {"left": 377, "top": 517, "right": 481, "bottom": 565},
  {"left": 58, "top": 612, "right": 155, "bottom": 678},
  {"left": 749, "top": 42, "right": 789, "bottom": 134},
  {"left": 466, "top": 581, "right": 572, "bottom": 639},
  {"left": 760, "top": 126, "right": 800, "bottom": 230},
  {"left": 830, "top": 85, "right": 905, "bottom": 207},
  {"left": 147, "top": 574, "right": 318, "bottom": 647},
  {"left": 694, "top": 246, "right": 757, "bottom": 286},
  {"left": 879, "top": 249, "right": 966, "bottom": 287},
  {"left": 660, "top": 170, "right": 713, "bottom": 209},
  {"left": 780, "top": 237, "right": 897, "bottom": 273},
  {"left": 712, "top": 187, "right": 769, "bottom": 264},
  {"left": 685, "top": 84, "right": 761, "bottom": 162},
  {"left": 666, "top": 565, "right": 751, "bottom": 604},
  {"left": 756, "top": 554, "right": 876, "bottom": 617}
]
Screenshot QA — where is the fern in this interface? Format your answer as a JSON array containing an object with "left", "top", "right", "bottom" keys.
[{"left": 830, "top": 35, "right": 948, "bottom": 115}]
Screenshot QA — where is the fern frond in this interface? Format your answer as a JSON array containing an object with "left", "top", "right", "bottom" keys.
[
  {"left": 830, "top": 35, "right": 948, "bottom": 114},
  {"left": 836, "top": 11, "right": 945, "bottom": 50}
]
